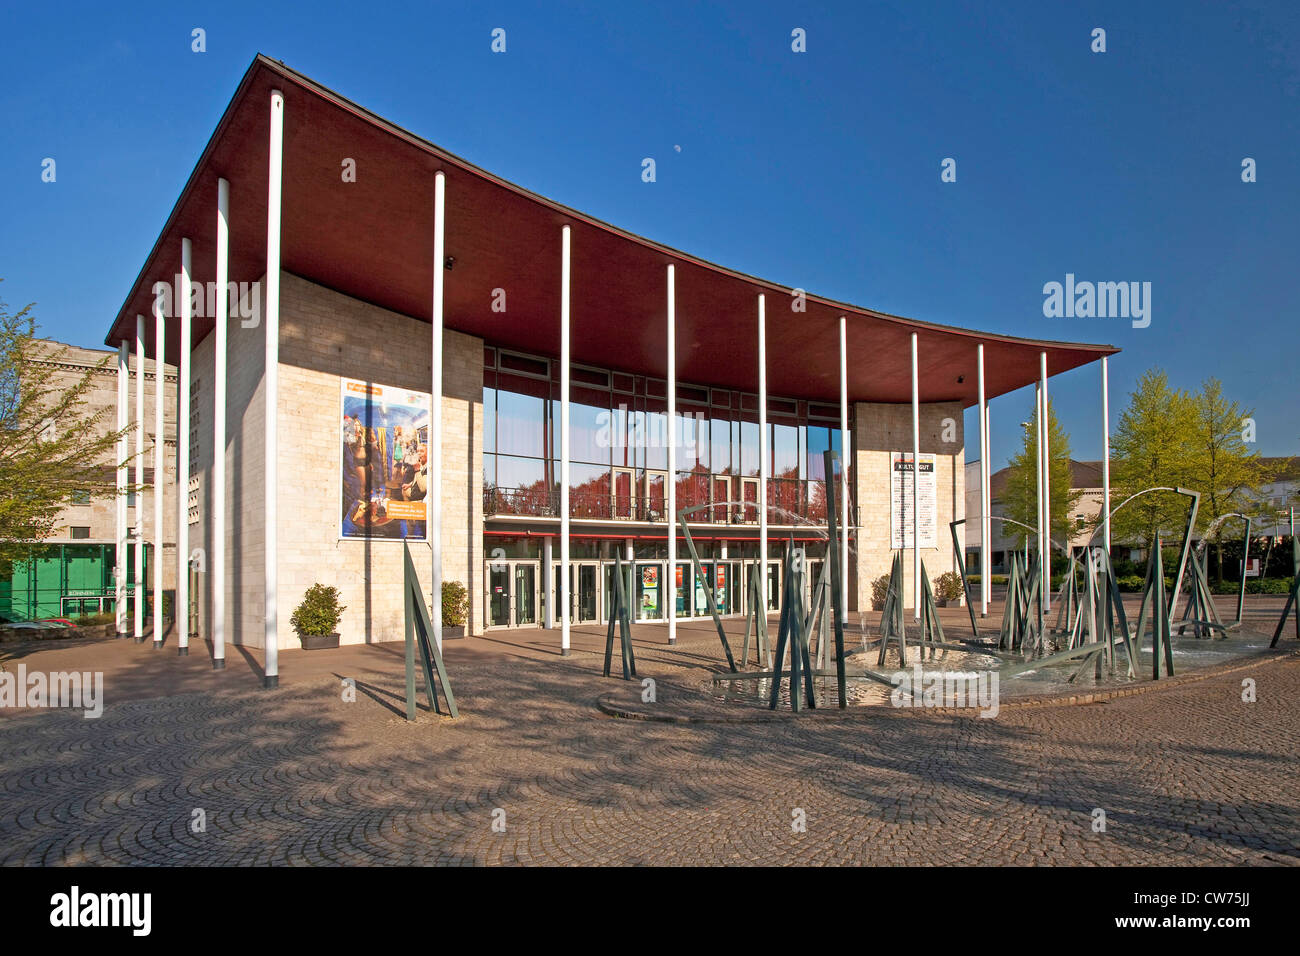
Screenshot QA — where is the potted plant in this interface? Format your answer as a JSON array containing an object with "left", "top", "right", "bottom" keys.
[
  {"left": 933, "top": 571, "right": 964, "bottom": 607},
  {"left": 290, "top": 584, "right": 345, "bottom": 649},
  {"left": 442, "top": 580, "right": 468, "bottom": 638},
  {"left": 871, "top": 573, "right": 891, "bottom": 611}
]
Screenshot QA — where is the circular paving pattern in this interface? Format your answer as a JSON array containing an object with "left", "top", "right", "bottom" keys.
[{"left": 1, "top": 644, "right": 1297, "bottom": 866}]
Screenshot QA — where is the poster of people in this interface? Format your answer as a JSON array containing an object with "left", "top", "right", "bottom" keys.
[
  {"left": 640, "top": 566, "right": 659, "bottom": 618},
  {"left": 340, "top": 378, "right": 430, "bottom": 540}
]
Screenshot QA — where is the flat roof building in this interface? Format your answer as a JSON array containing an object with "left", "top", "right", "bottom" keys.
[{"left": 105, "top": 55, "right": 1118, "bottom": 681}]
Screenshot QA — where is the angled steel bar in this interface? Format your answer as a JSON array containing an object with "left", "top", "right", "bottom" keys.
[
  {"left": 1270, "top": 538, "right": 1300, "bottom": 648},
  {"left": 768, "top": 544, "right": 795, "bottom": 709},
  {"left": 403, "top": 541, "right": 458, "bottom": 718},
  {"left": 949, "top": 519, "right": 981, "bottom": 641},
  {"left": 603, "top": 552, "right": 636, "bottom": 679},
  {"left": 678, "top": 505, "right": 738, "bottom": 672},
  {"left": 823, "top": 450, "right": 848, "bottom": 707}
]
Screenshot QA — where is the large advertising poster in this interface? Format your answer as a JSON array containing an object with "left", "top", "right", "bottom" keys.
[
  {"left": 340, "top": 378, "right": 430, "bottom": 540},
  {"left": 890, "top": 452, "right": 937, "bottom": 549},
  {"left": 640, "top": 566, "right": 659, "bottom": 618}
]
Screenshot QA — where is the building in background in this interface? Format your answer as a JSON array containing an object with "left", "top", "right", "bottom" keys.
[
  {"left": 102, "top": 56, "right": 1119, "bottom": 659},
  {"left": 0, "top": 341, "right": 177, "bottom": 621},
  {"left": 965, "top": 459, "right": 1105, "bottom": 572}
]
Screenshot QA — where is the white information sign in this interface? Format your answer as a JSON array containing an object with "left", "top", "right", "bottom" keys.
[{"left": 890, "top": 452, "right": 937, "bottom": 549}]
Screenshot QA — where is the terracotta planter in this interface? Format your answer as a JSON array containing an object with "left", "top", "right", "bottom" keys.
[{"left": 299, "top": 631, "right": 340, "bottom": 650}]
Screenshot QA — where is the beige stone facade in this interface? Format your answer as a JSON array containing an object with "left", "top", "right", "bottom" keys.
[
  {"left": 179, "top": 273, "right": 980, "bottom": 644},
  {"left": 852, "top": 400, "right": 965, "bottom": 609},
  {"left": 28, "top": 340, "right": 178, "bottom": 590},
  {"left": 189, "top": 273, "right": 483, "bottom": 649}
]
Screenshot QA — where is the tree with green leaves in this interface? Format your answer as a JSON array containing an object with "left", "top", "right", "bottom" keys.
[
  {"left": 1000, "top": 397, "right": 1083, "bottom": 551},
  {"left": 1183, "top": 377, "right": 1271, "bottom": 580},
  {"left": 1110, "top": 369, "right": 1197, "bottom": 549},
  {"left": 0, "top": 284, "right": 130, "bottom": 577}
]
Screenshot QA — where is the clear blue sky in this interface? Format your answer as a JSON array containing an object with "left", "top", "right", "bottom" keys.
[{"left": 2, "top": 0, "right": 1297, "bottom": 470}]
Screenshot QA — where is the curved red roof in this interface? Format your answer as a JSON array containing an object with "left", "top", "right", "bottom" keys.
[{"left": 106, "top": 55, "right": 1118, "bottom": 407}]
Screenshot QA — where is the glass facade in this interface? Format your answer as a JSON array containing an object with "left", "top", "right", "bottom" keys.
[{"left": 482, "top": 348, "right": 846, "bottom": 525}]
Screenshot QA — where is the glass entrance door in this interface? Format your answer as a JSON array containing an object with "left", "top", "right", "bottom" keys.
[
  {"left": 489, "top": 563, "right": 511, "bottom": 627},
  {"left": 514, "top": 563, "right": 537, "bottom": 625},
  {"left": 552, "top": 562, "right": 601, "bottom": 624},
  {"left": 487, "top": 560, "right": 539, "bottom": 628},
  {"left": 577, "top": 564, "right": 598, "bottom": 622}
]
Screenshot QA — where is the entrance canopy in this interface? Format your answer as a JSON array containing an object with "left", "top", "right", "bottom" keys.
[{"left": 106, "top": 54, "right": 1117, "bottom": 405}]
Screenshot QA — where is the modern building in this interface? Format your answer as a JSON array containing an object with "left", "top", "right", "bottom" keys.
[
  {"left": 103, "top": 56, "right": 1119, "bottom": 681},
  {"left": 1254, "top": 456, "right": 1299, "bottom": 536},
  {"left": 0, "top": 341, "right": 177, "bottom": 621},
  {"left": 964, "top": 458, "right": 1106, "bottom": 572}
]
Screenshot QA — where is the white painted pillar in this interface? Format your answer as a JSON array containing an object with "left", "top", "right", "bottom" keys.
[
  {"left": 1035, "top": 380, "right": 1044, "bottom": 584},
  {"left": 666, "top": 264, "right": 677, "bottom": 643},
  {"left": 838, "top": 315, "right": 849, "bottom": 623},
  {"left": 1041, "top": 350, "right": 1050, "bottom": 611},
  {"left": 977, "top": 344, "right": 989, "bottom": 616},
  {"left": 431, "top": 170, "right": 445, "bottom": 650},
  {"left": 977, "top": 398, "right": 987, "bottom": 595},
  {"left": 263, "top": 88, "right": 283, "bottom": 687},
  {"left": 134, "top": 317, "right": 145, "bottom": 640},
  {"left": 176, "top": 238, "right": 192, "bottom": 656},
  {"left": 1102, "top": 356, "right": 1111, "bottom": 554},
  {"left": 757, "top": 293, "right": 767, "bottom": 617},
  {"left": 115, "top": 341, "right": 127, "bottom": 635},
  {"left": 543, "top": 536, "right": 553, "bottom": 629},
  {"left": 152, "top": 289, "right": 165, "bottom": 648},
  {"left": 212, "top": 177, "right": 229, "bottom": 669},
  {"left": 911, "top": 331, "right": 920, "bottom": 618},
  {"left": 560, "top": 224, "right": 571, "bottom": 655}
]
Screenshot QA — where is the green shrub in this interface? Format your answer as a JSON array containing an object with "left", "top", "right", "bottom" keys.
[
  {"left": 933, "top": 571, "right": 964, "bottom": 603},
  {"left": 441, "top": 580, "right": 468, "bottom": 627},
  {"left": 73, "top": 612, "right": 115, "bottom": 627},
  {"left": 1246, "top": 577, "right": 1293, "bottom": 595},
  {"left": 290, "top": 584, "right": 346, "bottom": 636},
  {"left": 871, "top": 573, "right": 891, "bottom": 608}
]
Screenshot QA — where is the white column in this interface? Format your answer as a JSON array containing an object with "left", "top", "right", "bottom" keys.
[
  {"left": 666, "top": 264, "right": 677, "bottom": 643},
  {"left": 1035, "top": 380, "right": 1044, "bottom": 581},
  {"left": 134, "top": 317, "right": 145, "bottom": 640},
  {"left": 431, "top": 170, "right": 445, "bottom": 650},
  {"left": 176, "top": 238, "right": 192, "bottom": 656},
  {"left": 263, "top": 88, "right": 283, "bottom": 687},
  {"left": 911, "top": 332, "right": 920, "bottom": 618},
  {"left": 115, "top": 341, "right": 127, "bottom": 635},
  {"left": 560, "top": 224, "right": 571, "bottom": 655},
  {"left": 212, "top": 177, "right": 229, "bottom": 669},
  {"left": 757, "top": 293, "right": 767, "bottom": 618},
  {"left": 1102, "top": 356, "right": 1111, "bottom": 554},
  {"left": 1041, "top": 350, "right": 1050, "bottom": 611},
  {"left": 977, "top": 403, "right": 987, "bottom": 606},
  {"left": 543, "top": 536, "right": 554, "bottom": 629},
  {"left": 152, "top": 290, "right": 165, "bottom": 648},
  {"left": 977, "top": 344, "right": 989, "bottom": 616},
  {"left": 838, "top": 315, "right": 849, "bottom": 623}
]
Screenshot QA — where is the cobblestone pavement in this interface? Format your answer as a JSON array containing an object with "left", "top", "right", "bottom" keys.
[{"left": 1, "top": 622, "right": 1298, "bottom": 866}]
